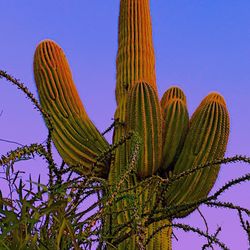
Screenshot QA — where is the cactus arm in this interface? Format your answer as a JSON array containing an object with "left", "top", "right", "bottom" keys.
[
  {"left": 190, "top": 95, "right": 230, "bottom": 203},
  {"left": 160, "top": 87, "right": 189, "bottom": 173},
  {"left": 126, "top": 82, "right": 162, "bottom": 178},
  {"left": 34, "top": 40, "right": 110, "bottom": 178},
  {"left": 164, "top": 93, "right": 230, "bottom": 217}
]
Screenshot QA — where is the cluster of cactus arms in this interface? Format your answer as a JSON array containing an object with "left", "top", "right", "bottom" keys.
[{"left": 33, "top": 0, "right": 230, "bottom": 249}]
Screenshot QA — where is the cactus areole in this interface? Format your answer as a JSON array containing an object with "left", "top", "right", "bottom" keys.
[{"left": 33, "top": 0, "right": 230, "bottom": 249}]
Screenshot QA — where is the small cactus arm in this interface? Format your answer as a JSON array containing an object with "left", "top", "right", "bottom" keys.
[
  {"left": 126, "top": 81, "right": 162, "bottom": 178},
  {"left": 163, "top": 92, "right": 230, "bottom": 217},
  {"left": 160, "top": 87, "right": 189, "bottom": 173},
  {"left": 33, "top": 40, "right": 110, "bottom": 178}
]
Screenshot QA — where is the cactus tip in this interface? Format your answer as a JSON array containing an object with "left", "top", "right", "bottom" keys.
[{"left": 202, "top": 92, "right": 227, "bottom": 107}]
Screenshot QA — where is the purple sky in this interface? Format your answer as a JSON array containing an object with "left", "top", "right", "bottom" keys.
[{"left": 0, "top": 1, "right": 249, "bottom": 249}]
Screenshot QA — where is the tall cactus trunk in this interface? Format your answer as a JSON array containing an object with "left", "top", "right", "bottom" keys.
[
  {"left": 108, "top": 0, "right": 172, "bottom": 248},
  {"left": 116, "top": 0, "right": 157, "bottom": 103}
]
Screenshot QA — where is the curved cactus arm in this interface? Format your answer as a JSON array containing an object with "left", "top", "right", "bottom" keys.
[
  {"left": 187, "top": 93, "right": 230, "bottom": 205},
  {"left": 126, "top": 81, "right": 162, "bottom": 178},
  {"left": 33, "top": 39, "right": 110, "bottom": 178},
  {"left": 116, "top": 0, "right": 157, "bottom": 104},
  {"left": 160, "top": 87, "right": 189, "bottom": 173},
  {"left": 164, "top": 92, "right": 230, "bottom": 217}
]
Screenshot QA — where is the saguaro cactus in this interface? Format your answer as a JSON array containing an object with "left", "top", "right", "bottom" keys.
[{"left": 33, "top": 0, "right": 230, "bottom": 249}]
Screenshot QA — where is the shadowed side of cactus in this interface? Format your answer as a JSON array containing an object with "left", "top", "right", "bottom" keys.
[
  {"left": 160, "top": 87, "right": 189, "bottom": 174},
  {"left": 33, "top": 40, "right": 110, "bottom": 178},
  {"left": 107, "top": 98, "right": 131, "bottom": 248},
  {"left": 164, "top": 92, "right": 230, "bottom": 217}
]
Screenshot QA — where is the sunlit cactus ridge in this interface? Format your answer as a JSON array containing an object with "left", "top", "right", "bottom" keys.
[
  {"left": 33, "top": 40, "right": 110, "bottom": 178},
  {"left": 33, "top": 0, "right": 230, "bottom": 249}
]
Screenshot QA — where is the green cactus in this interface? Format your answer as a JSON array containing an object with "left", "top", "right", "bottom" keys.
[
  {"left": 126, "top": 81, "right": 162, "bottom": 178},
  {"left": 160, "top": 87, "right": 189, "bottom": 174},
  {"left": 33, "top": 0, "right": 230, "bottom": 249},
  {"left": 33, "top": 40, "right": 110, "bottom": 178},
  {"left": 164, "top": 92, "right": 230, "bottom": 217}
]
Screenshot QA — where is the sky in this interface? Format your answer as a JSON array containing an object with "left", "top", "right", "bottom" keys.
[{"left": 0, "top": 1, "right": 250, "bottom": 249}]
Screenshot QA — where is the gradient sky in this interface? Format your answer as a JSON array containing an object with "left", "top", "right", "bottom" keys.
[{"left": 0, "top": 1, "right": 250, "bottom": 249}]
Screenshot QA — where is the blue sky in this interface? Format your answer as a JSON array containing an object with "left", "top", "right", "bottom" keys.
[{"left": 0, "top": 1, "right": 250, "bottom": 249}]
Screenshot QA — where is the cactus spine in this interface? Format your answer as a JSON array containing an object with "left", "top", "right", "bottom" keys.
[{"left": 33, "top": 0, "right": 230, "bottom": 249}]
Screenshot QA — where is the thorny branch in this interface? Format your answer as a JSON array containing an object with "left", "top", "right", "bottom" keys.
[{"left": 0, "top": 72, "right": 249, "bottom": 249}]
